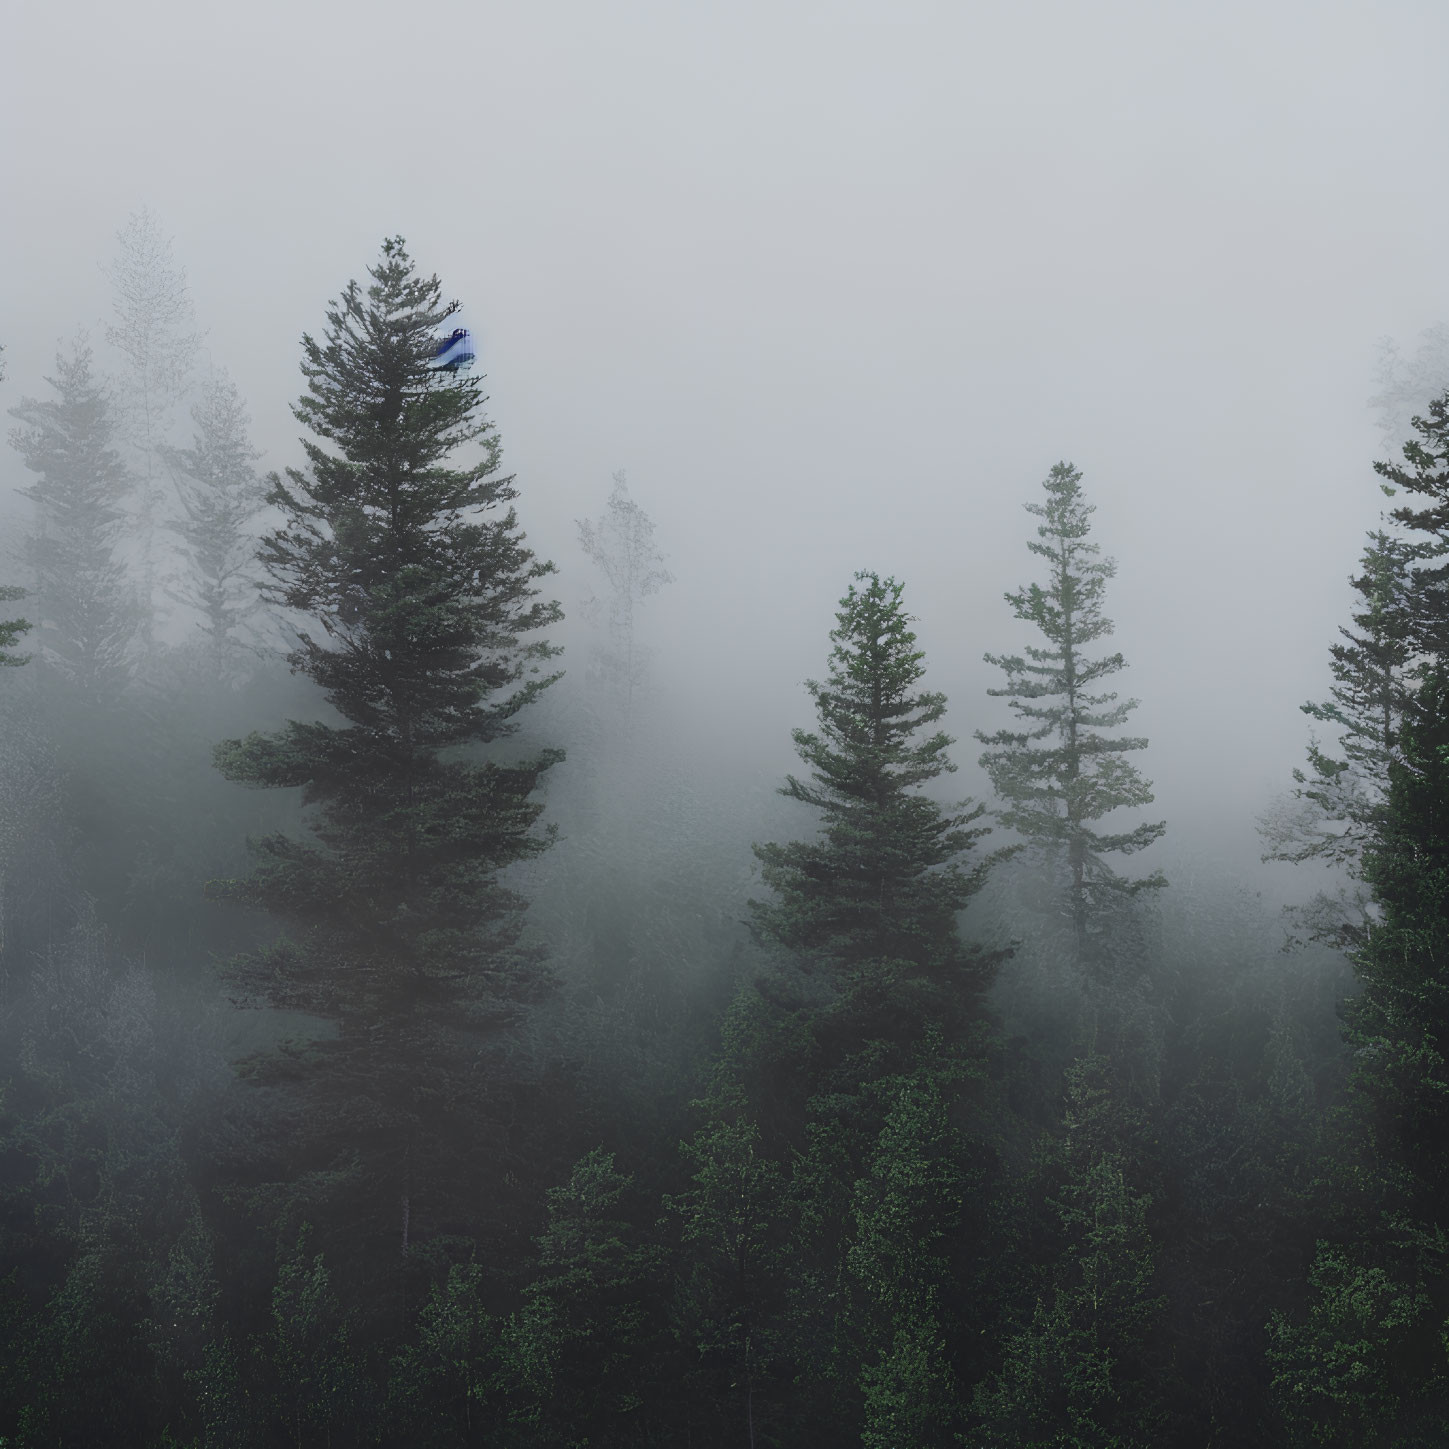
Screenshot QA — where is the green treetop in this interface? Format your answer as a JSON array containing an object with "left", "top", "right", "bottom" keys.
[
  {"left": 978, "top": 462, "right": 1164, "bottom": 949},
  {"left": 752, "top": 571, "right": 995, "bottom": 1015},
  {"left": 209, "top": 239, "right": 562, "bottom": 1257},
  {"left": 1262, "top": 529, "right": 1416, "bottom": 949},
  {"left": 1376, "top": 388, "right": 1449, "bottom": 660}
]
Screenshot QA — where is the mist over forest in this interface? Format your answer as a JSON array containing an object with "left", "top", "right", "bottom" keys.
[{"left": 3, "top": 3, "right": 1449, "bottom": 1445}]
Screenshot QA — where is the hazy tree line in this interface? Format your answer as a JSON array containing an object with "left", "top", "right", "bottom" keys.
[{"left": 0, "top": 222, "right": 1446, "bottom": 1446}]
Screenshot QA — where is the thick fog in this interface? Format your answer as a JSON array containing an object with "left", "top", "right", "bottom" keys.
[
  {"left": 4, "top": 0, "right": 1449, "bottom": 870},
  {"left": 13, "top": 7, "right": 1449, "bottom": 1444}
]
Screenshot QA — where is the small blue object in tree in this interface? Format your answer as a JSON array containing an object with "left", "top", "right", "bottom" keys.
[{"left": 432, "top": 327, "right": 476, "bottom": 373}]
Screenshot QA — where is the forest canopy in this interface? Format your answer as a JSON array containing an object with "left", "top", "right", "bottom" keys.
[{"left": 0, "top": 228, "right": 1445, "bottom": 1447}]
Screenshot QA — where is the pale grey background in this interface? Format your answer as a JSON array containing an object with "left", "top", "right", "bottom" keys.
[{"left": 3, "top": 0, "right": 1447, "bottom": 880}]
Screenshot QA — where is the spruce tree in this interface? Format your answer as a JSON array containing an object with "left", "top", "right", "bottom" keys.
[
  {"left": 977, "top": 462, "right": 1164, "bottom": 952},
  {"left": 1266, "top": 396, "right": 1449, "bottom": 1444},
  {"left": 752, "top": 570, "right": 993, "bottom": 1008},
  {"left": 1261, "top": 529, "right": 1415, "bottom": 948},
  {"left": 1267, "top": 670, "right": 1449, "bottom": 1445},
  {"left": 209, "top": 238, "right": 562, "bottom": 1266},
  {"left": 691, "top": 573, "right": 1000, "bottom": 1443},
  {"left": 1344, "top": 665, "right": 1449, "bottom": 1215},
  {"left": 1378, "top": 388, "right": 1449, "bottom": 651},
  {"left": 1355, "top": 394, "right": 1449, "bottom": 1207},
  {"left": 8, "top": 339, "right": 141, "bottom": 700}
]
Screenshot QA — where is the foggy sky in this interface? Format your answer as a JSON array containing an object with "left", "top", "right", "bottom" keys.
[{"left": 4, "top": 0, "right": 1449, "bottom": 878}]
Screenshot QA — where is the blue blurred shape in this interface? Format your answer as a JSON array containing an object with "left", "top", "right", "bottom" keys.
[{"left": 433, "top": 328, "right": 476, "bottom": 373}]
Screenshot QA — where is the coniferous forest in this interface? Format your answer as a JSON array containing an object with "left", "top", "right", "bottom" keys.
[{"left": 2, "top": 215, "right": 1449, "bottom": 1449}]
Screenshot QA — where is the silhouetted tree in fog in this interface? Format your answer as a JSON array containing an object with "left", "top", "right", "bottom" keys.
[
  {"left": 1380, "top": 389, "right": 1449, "bottom": 653},
  {"left": 8, "top": 339, "right": 141, "bottom": 701},
  {"left": 577, "top": 469, "right": 672, "bottom": 724},
  {"left": 209, "top": 238, "right": 562, "bottom": 1290},
  {"left": 104, "top": 206, "right": 201, "bottom": 647},
  {"left": 978, "top": 462, "right": 1164, "bottom": 955},
  {"left": 1268, "top": 668, "right": 1449, "bottom": 1445},
  {"left": 753, "top": 571, "right": 994, "bottom": 1009},
  {"left": 162, "top": 369, "right": 266, "bottom": 674},
  {"left": 1261, "top": 529, "right": 1415, "bottom": 948},
  {"left": 671, "top": 573, "right": 1001, "bottom": 1444},
  {"left": 1267, "top": 393, "right": 1449, "bottom": 1445}
]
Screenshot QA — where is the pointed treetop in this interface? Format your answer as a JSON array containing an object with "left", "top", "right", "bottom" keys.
[{"left": 978, "top": 462, "right": 1164, "bottom": 946}]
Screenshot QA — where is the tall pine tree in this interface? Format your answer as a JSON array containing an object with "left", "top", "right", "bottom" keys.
[
  {"left": 1268, "top": 669, "right": 1449, "bottom": 1445},
  {"left": 978, "top": 462, "right": 1164, "bottom": 954},
  {"left": 752, "top": 570, "right": 994, "bottom": 1015},
  {"left": 677, "top": 573, "right": 1002, "bottom": 1443},
  {"left": 1261, "top": 529, "right": 1416, "bottom": 949},
  {"left": 209, "top": 238, "right": 562, "bottom": 1270},
  {"left": 1349, "top": 391, "right": 1449, "bottom": 1225},
  {"left": 1267, "top": 391, "right": 1449, "bottom": 1445}
]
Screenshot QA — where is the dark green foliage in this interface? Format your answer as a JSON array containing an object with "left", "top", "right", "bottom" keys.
[
  {"left": 974, "top": 1055, "right": 1169, "bottom": 1448},
  {"left": 503, "top": 1148, "right": 659, "bottom": 1445},
  {"left": 385, "top": 1261, "right": 496, "bottom": 1444},
  {"left": 207, "top": 238, "right": 562, "bottom": 1268},
  {"left": 267, "top": 1226, "right": 371, "bottom": 1445},
  {"left": 1268, "top": 1235, "right": 1448, "bottom": 1448},
  {"left": 9, "top": 296, "right": 1449, "bottom": 1449},
  {"left": 1343, "top": 667, "right": 1449, "bottom": 1211},
  {"left": 668, "top": 1099, "right": 794, "bottom": 1441},
  {"left": 1303, "top": 531, "right": 1417, "bottom": 799},
  {"left": 0, "top": 910, "right": 226, "bottom": 1446},
  {"left": 661, "top": 571, "right": 1005, "bottom": 1445},
  {"left": 1266, "top": 414, "right": 1449, "bottom": 1442},
  {"left": 1262, "top": 530, "right": 1415, "bottom": 948},
  {"left": 848, "top": 1062, "right": 970, "bottom": 1448},
  {"left": 752, "top": 571, "right": 994, "bottom": 1005},
  {"left": 978, "top": 463, "right": 1164, "bottom": 949},
  {"left": 1378, "top": 390, "right": 1449, "bottom": 654},
  {"left": 736, "top": 571, "right": 1001, "bottom": 1170}
]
